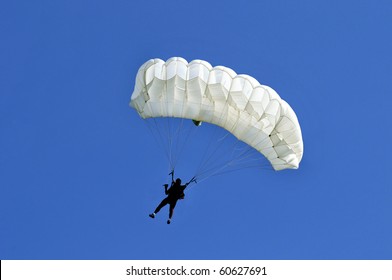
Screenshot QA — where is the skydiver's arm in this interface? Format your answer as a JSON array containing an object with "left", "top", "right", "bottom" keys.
[
  {"left": 163, "top": 184, "right": 169, "bottom": 195},
  {"left": 184, "top": 176, "right": 197, "bottom": 189},
  {"left": 169, "top": 170, "right": 174, "bottom": 183},
  {"left": 183, "top": 182, "right": 191, "bottom": 190}
]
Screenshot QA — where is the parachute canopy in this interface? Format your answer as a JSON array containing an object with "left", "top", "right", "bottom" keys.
[{"left": 130, "top": 57, "right": 303, "bottom": 171}]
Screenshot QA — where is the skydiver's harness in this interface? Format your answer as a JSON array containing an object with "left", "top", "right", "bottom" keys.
[{"left": 165, "top": 170, "right": 197, "bottom": 200}]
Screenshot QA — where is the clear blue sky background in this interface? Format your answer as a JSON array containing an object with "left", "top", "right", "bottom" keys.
[{"left": 1, "top": 0, "right": 391, "bottom": 260}]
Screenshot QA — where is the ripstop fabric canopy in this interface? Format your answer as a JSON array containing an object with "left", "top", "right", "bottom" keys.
[{"left": 130, "top": 57, "right": 303, "bottom": 171}]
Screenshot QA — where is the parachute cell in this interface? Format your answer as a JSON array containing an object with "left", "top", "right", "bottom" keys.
[{"left": 130, "top": 57, "right": 303, "bottom": 171}]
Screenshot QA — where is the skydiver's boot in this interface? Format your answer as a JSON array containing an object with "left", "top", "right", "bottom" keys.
[
  {"left": 167, "top": 219, "right": 171, "bottom": 224},
  {"left": 149, "top": 213, "right": 155, "bottom": 219}
]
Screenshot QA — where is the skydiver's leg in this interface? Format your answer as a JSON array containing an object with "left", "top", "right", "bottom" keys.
[
  {"left": 169, "top": 201, "right": 177, "bottom": 218},
  {"left": 167, "top": 199, "right": 178, "bottom": 224},
  {"left": 149, "top": 197, "right": 169, "bottom": 218},
  {"left": 153, "top": 197, "right": 169, "bottom": 214}
]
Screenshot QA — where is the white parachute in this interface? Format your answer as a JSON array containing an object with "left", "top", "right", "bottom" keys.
[{"left": 130, "top": 57, "right": 303, "bottom": 171}]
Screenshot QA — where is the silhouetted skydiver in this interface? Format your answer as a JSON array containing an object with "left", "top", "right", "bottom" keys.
[{"left": 149, "top": 171, "right": 195, "bottom": 224}]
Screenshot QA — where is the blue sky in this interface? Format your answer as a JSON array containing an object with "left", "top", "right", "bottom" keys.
[{"left": 1, "top": 0, "right": 391, "bottom": 259}]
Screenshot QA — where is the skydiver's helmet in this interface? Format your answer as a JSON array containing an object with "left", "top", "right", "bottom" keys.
[{"left": 176, "top": 178, "right": 181, "bottom": 184}]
